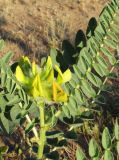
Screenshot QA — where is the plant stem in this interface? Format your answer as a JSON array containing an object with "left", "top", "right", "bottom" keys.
[{"left": 37, "top": 103, "right": 46, "bottom": 159}]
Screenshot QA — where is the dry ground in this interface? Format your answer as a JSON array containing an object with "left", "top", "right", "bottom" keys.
[{"left": 0, "top": 0, "right": 109, "bottom": 60}]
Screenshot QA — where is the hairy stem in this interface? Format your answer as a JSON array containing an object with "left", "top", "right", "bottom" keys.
[{"left": 37, "top": 103, "right": 46, "bottom": 159}]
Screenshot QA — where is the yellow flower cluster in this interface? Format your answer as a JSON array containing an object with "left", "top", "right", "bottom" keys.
[{"left": 15, "top": 56, "right": 71, "bottom": 102}]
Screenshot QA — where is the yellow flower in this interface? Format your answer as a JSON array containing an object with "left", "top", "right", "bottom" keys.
[
  {"left": 53, "top": 81, "right": 68, "bottom": 102},
  {"left": 15, "top": 56, "right": 71, "bottom": 103}
]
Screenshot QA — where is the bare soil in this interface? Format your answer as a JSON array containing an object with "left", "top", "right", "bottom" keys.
[{"left": 0, "top": 0, "right": 109, "bottom": 60}]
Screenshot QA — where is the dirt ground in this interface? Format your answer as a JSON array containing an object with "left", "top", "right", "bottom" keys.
[{"left": 0, "top": 0, "right": 109, "bottom": 60}]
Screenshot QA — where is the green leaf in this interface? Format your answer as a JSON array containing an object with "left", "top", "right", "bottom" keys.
[
  {"left": 102, "top": 127, "right": 111, "bottom": 149},
  {"left": 81, "top": 80, "right": 96, "bottom": 98},
  {"left": 72, "top": 73, "right": 80, "bottom": 83},
  {"left": 0, "top": 95, "right": 7, "bottom": 111},
  {"left": 86, "top": 72, "right": 102, "bottom": 87},
  {"left": 96, "top": 24, "right": 105, "bottom": 36},
  {"left": 18, "top": 89, "right": 29, "bottom": 105},
  {"left": 111, "top": 24, "right": 119, "bottom": 34},
  {"left": 93, "top": 63, "right": 104, "bottom": 77},
  {"left": 88, "top": 41, "right": 97, "bottom": 56},
  {"left": 100, "top": 47, "right": 112, "bottom": 57},
  {"left": 104, "top": 150, "right": 114, "bottom": 160},
  {"left": 104, "top": 38, "right": 117, "bottom": 49},
  {"left": 7, "top": 95, "right": 21, "bottom": 106},
  {"left": 68, "top": 119, "right": 83, "bottom": 128},
  {"left": 46, "top": 130, "right": 63, "bottom": 139},
  {"left": 1, "top": 51, "right": 13, "bottom": 64},
  {"left": 89, "top": 138, "right": 99, "bottom": 158},
  {"left": 73, "top": 65, "right": 83, "bottom": 79},
  {"left": 76, "top": 147, "right": 86, "bottom": 160},
  {"left": 94, "top": 30, "right": 103, "bottom": 42},
  {"left": 101, "top": 15, "right": 109, "bottom": 27},
  {"left": 93, "top": 63, "right": 108, "bottom": 77},
  {"left": 9, "top": 81, "right": 16, "bottom": 94},
  {"left": 107, "top": 31, "right": 118, "bottom": 42},
  {"left": 77, "top": 41, "right": 84, "bottom": 48},
  {"left": 1, "top": 69, "right": 7, "bottom": 87},
  {"left": 69, "top": 79, "right": 77, "bottom": 88},
  {"left": 62, "top": 104, "right": 71, "bottom": 118},
  {"left": 0, "top": 112, "right": 9, "bottom": 134},
  {"left": 75, "top": 89, "right": 85, "bottom": 105},
  {"left": 105, "top": 7, "right": 113, "bottom": 19},
  {"left": 96, "top": 56, "right": 108, "bottom": 68},
  {"left": 10, "top": 105, "right": 21, "bottom": 121},
  {"left": 91, "top": 37, "right": 100, "bottom": 50},
  {"left": 114, "top": 119, "right": 119, "bottom": 140},
  {"left": 98, "top": 22, "right": 106, "bottom": 35},
  {"left": 107, "top": 3, "right": 115, "bottom": 15},
  {"left": 6, "top": 78, "right": 13, "bottom": 92},
  {"left": 63, "top": 83, "right": 72, "bottom": 94},
  {"left": 80, "top": 48, "right": 92, "bottom": 65},
  {"left": 78, "top": 56, "right": 89, "bottom": 73},
  {"left": 68, "top": 96, "right": 77, "bottom": 116},
  {"left": 108, "top": 56, "right": 117, "bottom": 66},
  {"left": 100, "top": 47, "right": 116, "bottom": 65},
  {"left": 113, "top": 14, "right": 119, "bottom": 22}
]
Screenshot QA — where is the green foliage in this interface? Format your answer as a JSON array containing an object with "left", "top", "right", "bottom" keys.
[
  {"left": 76, "top": 147, "right": 86, "bottom": 160},
  {"left": 89, "top": 139, "right": 99, "bottom": 158},
  {"left": 104, "top": 150, "right": 114, "bottom": 160},
  {"left": 0, "top": 42, "right": 36, "bottom": 134},
  {"left": 62, "top": 2, "right": 119, "bottom": 159},
  {"left": 76, "top": 121, "right": 119, "bottom": 160},
  {"left": 102, "top": 127, "right": 111, "bottom": 149},
  {"left": 0, "top": 0, "right": 119, "bottom": 159},
  {"left": 50, "top": 0, "right": 119, "bottom": 121}
]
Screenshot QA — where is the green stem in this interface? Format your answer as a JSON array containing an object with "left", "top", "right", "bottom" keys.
[{"left": 37, "top": 103, "right": 46, "bottom": 159}]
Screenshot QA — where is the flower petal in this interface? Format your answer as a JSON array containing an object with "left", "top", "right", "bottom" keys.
[
  {"left": 55, "top": 65, "right": 64, "bottom": 84},
  {"left": 29, "top": 86, "right": 40, "bottom": 98},
  {"left": 15, "top": 66, "right": 29, "bottom": 84},
  {"left": 32, "top": 61, "right": 37, "bottom": 75},
  {"left": 22, "top": 56, "right": 31, "bottom": 65},
  {"left": 62, "top": 69, "right": 71, "bottom": 83},
  {"left": 41, "top": 56, "right": 54, "bottom": 83},
  {"left": 55, "top": 65, "right": 71, "bottom": 84},
  {"left": 32, "top": 74, "right": 44, "bottom": 97},
  {"left": 53, "top": 81, "right": 68, "bottom": 102}
]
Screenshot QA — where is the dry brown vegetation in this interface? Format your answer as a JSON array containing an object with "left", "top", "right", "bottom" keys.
[{"left": 0, "top": 0, "right": 109, "bottom": 60}]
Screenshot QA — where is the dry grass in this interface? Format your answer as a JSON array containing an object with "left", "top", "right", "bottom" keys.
[{"left": 0, "top": 0, "right": 109, "bottom": 60}]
